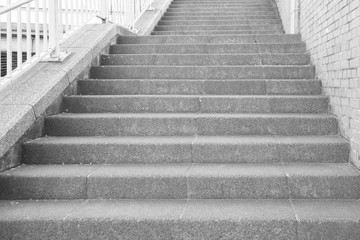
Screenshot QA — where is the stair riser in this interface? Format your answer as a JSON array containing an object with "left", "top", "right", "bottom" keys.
[
  {"left": 155, "top": 25, "right": 283, "bottom": 31},
  {"left": 117, "top": 35, "right": 302, "bottom": 44},
  {"left": 79, "top": 79, "right": 322, "bottom": 96},
  {"left": 162, "top": 16, "right": 280, "bottom": 20},
  {"left": 170, "top": 4, "right": 274, "bottom": 8},
  {"left": 110, "top": 44, "right": 306, "bottom": 54},
  {"left": 166, "top": 8, "right": 276, "bottom": 13},
  {"left": 2, "top": 217, "right": 298, "bottom": 240},
  {"left": 172, "top": 0, "right": 269, "bottom": 1},
  {"left": 100, "top": 54, "right": 310, "bottom": 66},
  {"left": 158, "top": 20, "right": 282, "bottom": 26},
  {"left": 45, "top": 116, "right": 337, "bottom": 136},
  {"left": 164, "top": 11, "right": 278, "bottom": 16},
  {"left": 3, "top": 199, "right": 360, "bottom": 240},
  {"left": 64, "top": 96, "right": 328, "bottom": 114},
  {"left": 90, "top": 66, "right": 315, "bottom": 80},
  {"left": 22, "top": 138, "right": 349, "bottom": 164},
  {"left": 152, "top": 30, "right": 283, "bottom": 35},
  {"left": 2, "top": 165, "right": 358, "bottom": 200}
]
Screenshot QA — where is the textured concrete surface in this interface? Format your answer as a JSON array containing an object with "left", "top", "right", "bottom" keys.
[
  {"left": 90, "top": 65, "right": 315, "bottom": 79},
  {"left": 100, "top": 53, "right": 310, "bottom": 66},
  {"left": 0, "top": 24, "right": 121, "bottom": 169},
  {"left": 79, "top": 79, "right": 322, "bottom": 96},
  {"left": 117, "top": 34, "right": 301, "bottom": 44},
  {"left": 23, "top": 136, "right": 349, "bottom": 164},
  {"left": 1, "top": 0, "right": 357, "bottom": 238},
  {"left": 110, "top": 43, "right": 307, "bottom": 54},
  {"left": 0, "top": 165, "right": 100, "bottom": 200},
  {"left": 4, "top": 163, "right": 358, "bottom": 200},
  {"left": 292, "top": 200, "right": 360, "bottom": 240},
  {"left": 87, "top": 164, "right": 190, "bottom": 199},
  {"left": 0, "top": 200, "right": 84, "bottom": 240},
  {"left": 44, "top": 113, "right": 338, "bottom": 136},
  {"left": 0, "top": 105, "right": 35, "bottom": 167},
  {"left": 1, "top": 199, "right": 360, "bottom": 240},
  {"left": 64, "top": 95, "right": 328, "bottom": 113}
]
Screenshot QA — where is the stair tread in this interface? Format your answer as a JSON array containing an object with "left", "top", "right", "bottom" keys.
[
  {"left": 113, "top": 43, "right": 304, "bottom": 46},
  {"left": 1, "top": 198, "right": 360, "bottom": 221},
  {"left": 26, "top": 135, "right": 347, "bottom": 144},
  {"left": 2, "top": 163, "right": 358, "bottom": 178},
  {"left": 49, "top": 113, "right": 334, "bottom": 118},
  {"left": 1, "top": 163, "right": 358, "bottom": 200},
  {"left": 67, "top": 95, "right": 327, "bottom": 98}
]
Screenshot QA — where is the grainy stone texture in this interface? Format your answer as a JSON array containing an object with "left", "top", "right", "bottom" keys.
[
  {"left": 0, "top": 200, "right": 85, "bottom": 240},
  {"left": 0, "top": 0, "right": 357, "bottom": 238},
  {"left": 292, "top": 200, "right": 360, "bottom": 240}
]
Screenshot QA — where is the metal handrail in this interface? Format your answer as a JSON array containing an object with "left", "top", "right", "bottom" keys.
[
  {"left": 0, "top": 0, "right": 153, "bottom": 87},
  {"left": 0, "top": 0, "right": 33, "bottom": 15}
]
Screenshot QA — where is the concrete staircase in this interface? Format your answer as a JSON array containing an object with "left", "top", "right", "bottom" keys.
[{"left": 1, "top": 0, "right": 360, "bottom": 239}]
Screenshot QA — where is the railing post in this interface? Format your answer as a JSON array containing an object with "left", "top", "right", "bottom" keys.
[
  {"left": 45, "top": 0, "right": 70, "bottom": 62},
  {"left": 48, "top": 0, "right": 60, "bottom": 58},
  {"left": 101, "top": 0, "right": 109, "bottom": 23}
]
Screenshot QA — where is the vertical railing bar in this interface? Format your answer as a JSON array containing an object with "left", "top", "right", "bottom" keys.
[
  {"left": 85, "top": 0, "right": 89, "bottom": 21},
  {"left": 49, "top": 0, "right": 60, "bottom": 57},
  {"left": 75, "top": 0, "right": 79, "bottom": 27},
  {"left": 43, "top": 0, "right": 48, "bottom": 51},
  {"left": 64, "top": 0, "right": 69, "bottom": 34},
  {"left": 34, "top": 0, "right": 40, "bottom": 56},
  {"left": 120, "top": 0, "right": 124, "bottom": 26},
  {"left": 6, "top": 0, "right": 12, "bottom": 76},
  {"left": 69, "top": 0, "right": 74, "bottom": 31},
  {"left": 17, "top": 7, "right": 22, "bottom": 70},
  {"left": 26, "top": 2, "right": 31, "bottom": 61},
  {"left": 58, "top": 0, "right": 63, "bottom": 40},
  {"left": 81, "top": 0, "right": 85, "bottom": 24}
]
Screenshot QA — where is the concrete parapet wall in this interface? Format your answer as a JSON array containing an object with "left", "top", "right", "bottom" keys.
[
  {"left": 277, "top": 0, "right": 360, "bottom": 167},
  {"left": 0, "top": 24, "right": 121, "bottom": 172},
  {"left": 0, "top": 0, "right": 172, "bottom": 172}
]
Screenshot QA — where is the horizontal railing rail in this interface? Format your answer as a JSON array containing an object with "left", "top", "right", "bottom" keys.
[{"left": 0, "top": 0, "right": 153, "bottom": 88}]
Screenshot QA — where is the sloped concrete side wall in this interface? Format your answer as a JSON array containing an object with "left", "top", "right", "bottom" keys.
[
  {"left": 276, "top": 0, "right": 292, "bottom": 34},
  {"left": 0, "top": 24, "right": 122, "bottom": 172},
  {"left": 0, "top": 0, "right": 172, "bottom": 172},
  {"left": 278, "top": 0, "right": 360, "bottom": 167}
]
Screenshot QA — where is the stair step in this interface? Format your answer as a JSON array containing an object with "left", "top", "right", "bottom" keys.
[
  {"left": 23, "top": 135, "right": 349, "bottom": 164},
  {"left": 174, "top": 0, "right": 270, "bottom": 1},
  {"left": 1, "top": 163, "right": 359, "bottom": 200},
  {"left": 117, "top": 34, "right": 302, "bottom": 44},
  {"left": 154, "top": 24, "right": 283, "bottom": 31},
  {"left": 100, "top": 53, "right": 310, "bottom": 66},
  {"left": 44, "top": 113, "right": 337, "bottom": 136},
  {"left": 79, "top": 79, "right": 322, "bottom": 96},
  {"left": 90, "top": 65, "right": 315, "bottom": 80},
  {"left": 162, "top": 15, "right": 280, "bottom": 20},
  {"left": 152, "top": 30, "right": 282, "bottom": 35},
  {"left": 170, "top": 5, "right": 274, "bottom": 10},
  {"left": 166, "top": 8, "right": 277, "bottom": 13},
  {"left": 170, "top": 3, "right": 274, "bottom": 7},
  {"left": 158, "top": 19, "right": 282, "bottom": 26},
  {"left": 1, "top": 199, "right": 359, "bottom": 239},
  {"left": 164, "top": 11, "right": 278, "bottom": 16},
  {"left": 64, "top": 95, "right": 328, "bottom": 114},
  {"left": 110, "top": 43, "right": 306, "bottom": 54}
]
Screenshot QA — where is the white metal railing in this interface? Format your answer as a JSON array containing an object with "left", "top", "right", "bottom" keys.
[{"left": 0, "top": 0, "right": 153, "bottom": 86}]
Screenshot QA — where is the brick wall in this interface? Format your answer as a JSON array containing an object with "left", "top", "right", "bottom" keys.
[{"left": 277, "top": 0, "right": 360, "bottom": 167}]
